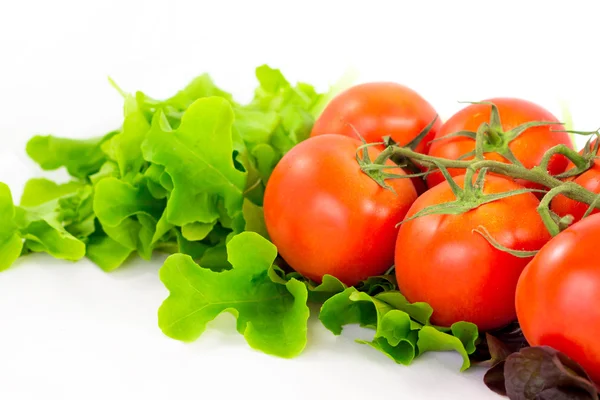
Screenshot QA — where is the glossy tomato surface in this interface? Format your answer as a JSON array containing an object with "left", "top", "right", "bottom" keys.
[
  {"left": 395, "top": 174, "right": 551, "bottom": 331},
  {"left": 427, "top": 98, "right": 572, "bottom": 188},
  {"left": 264, "top": 134, "right": 417, "bottom": 286},
  {"left": 311, "top": 82, "right": 441, "bottom": 154},
  {"left": 516, "top": 213, "right": 600, "bottom": 385}
]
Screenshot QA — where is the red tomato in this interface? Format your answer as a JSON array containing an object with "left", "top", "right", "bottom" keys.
[
  {"left": 551, "top": 155, "right": 600, "bottom": 223},
  {"left": 264, "top": 134, "right": 418, "bottom": 286},
  {"left": 311, "top": 82, "right": 440, "bottom": 194},
  {"left": 427, "top": 98, "right": 573, "bottom": 189},
  {"left": 311, "top": 82, "right": 441, "bottom": 154},
  {"left": 395, "top": 174, "right": 551, "bottom": 331},
  {"left": 516, "top": 213, "right": 600, "bottom": 385}
]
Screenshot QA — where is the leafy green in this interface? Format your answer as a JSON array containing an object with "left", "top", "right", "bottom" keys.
[
  {"left": 417, "top": 324, "right": 478, "bottom": 371},
  {"left": 319, "top": 288, "right": 479, "bottom": 370},
  {"left": 136, "top": 73, "right": 235, "bottom": 126},
  {"left": 181, "top": 221, "right": 215, "bottom": 241},
  {"left": 15, "top": 178, "right": 94, "bottom": 260},
  {"left": 90, "top": 177, "right": 167, "bottom": 266},
  {"left": 144, "top": 164, "right": 170, "bottom": 199},
  {"left": 319, "top": 288, "right": 380, "bottom": 333},
  {"left": 484, "top": 346, "right": 599, "bottom": 399},
  {"left": 241, "top": 199, "right": 269, "bottom": 239},
  {"left": 142, "top": 98, "right": 246, "bottom": 231},
  {"left": 5, "top": 64, "right": 330, "bottom": 275},
  {"left": 102, "top": 95, "right": 150, "bottom": 181},
  {"left": 356, "top": 275, "right": 398, "bottom": 296},
  {"left": 20, "top": 179, "right": 86, "bottom": 207},
  {"left": 94, "top": 178, "right": 164, "bottom": 226},
  {"left": 89, "top": 161, "right": 119, "bottom": 185},
  {"left": 86, "top": 231, "right": 134, "bottom": 272},
  {"left": 15, "top": 211, "right": 86, "bottom": 261},
  {"left": 0, "top": 183, "right": 23, "bottom": 270},
  {"left": 175, "top": 229, "right": 210, "bottom": 260},
  {"left": 158, "top": 232, "right": 309, "bottom": 358},
  {"left": 268, "top": 266, "right": 347, "bottom": 303},
  {"left": 20, "top": 178, "right": 96, "bottom": 241},
  {"left": 375, "top": 291, "right": 432, "bottom": 325},
  {"left": 26, "top": 132, "right": 116, "bottom": 180}
]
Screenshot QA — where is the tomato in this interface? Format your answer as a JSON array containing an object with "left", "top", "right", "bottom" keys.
[
  {"left": 394, "top": 174, "right": 551, "bottom": 331},
  {"left": 264, "top": 134, "right": 418, "bottom": 286},
  {"left": 551, "top": 156, "right": 600, "bottom": 223},
  {"left": 311, "top": 82, "right": 440, "bottom": 194},
  {"left": 311, "top": 82, "right": 441, "bottom": 154},
  {"left": 516, "top": 213, "right": 600, "bottom": 385},
  {"left": 427, "top": 98, "right": 573, "bottom": 189}
]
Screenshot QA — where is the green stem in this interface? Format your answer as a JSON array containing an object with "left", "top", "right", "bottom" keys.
[
  {"left": 539, "top": 144, "right": 588, "bottom": 173},
  {"left": 373, "top": 146, "right": 395, "bottom": 165},
  {"left": 474, "top": 124, "right": 487, "bottom": 160},
  {"left": 487, "top": 126, "right": 503, "bottom": 146},
  {"left": 537, "top": 186, "right": 573, "bottom": 236},
  {"left": 386, "top": 146, "right": 600, "bottom": 208},
  {"left": 582, "top": 192, "right": 600, "bottom": 219}
]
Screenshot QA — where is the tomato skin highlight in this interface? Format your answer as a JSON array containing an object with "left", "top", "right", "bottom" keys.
[
  {"left": 264, "top": 134, "right": 418, "bottom": 286},
  {"left": 551, "top": 159, "right": 600, "bottom": 222},
  {"left": 516, "top": 213, "right": 600, "bottom": 385},
  {"left": 394, "top": 175, "right": 551, "bottom": 331},
  {"left": 311, "top": 82, "right": 441, "bottom": 154},
  {"left": 427, "top": 98, "right": 572, "bottom": 189}
]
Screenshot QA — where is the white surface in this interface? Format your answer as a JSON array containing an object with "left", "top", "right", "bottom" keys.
[{"left": 0, "top": 1, "right": 599, "bottom": 399}]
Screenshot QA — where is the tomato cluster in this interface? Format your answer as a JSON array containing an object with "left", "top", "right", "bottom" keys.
[{"left": 263, "top": 82, "right": 600, "bottom": 384}]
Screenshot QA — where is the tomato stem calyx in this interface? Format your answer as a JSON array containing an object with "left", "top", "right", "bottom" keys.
[
  {"left": 435, "top": 101, "right": 562, "bottom": 167},
  {"left": 356, "top": 142, "right": 399, "bottom": 193},
  {"left": 395, "top": 165, "right": 543, "bottom": 228}
]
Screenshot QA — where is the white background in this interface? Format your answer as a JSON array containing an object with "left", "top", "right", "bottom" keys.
[{"left": 1, "top": 1, "right": 599, "bottom": 399}]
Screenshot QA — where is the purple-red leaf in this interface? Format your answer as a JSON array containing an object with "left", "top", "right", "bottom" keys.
[{"left": 484, "top": 346, "right": 598, "bottom": 400}]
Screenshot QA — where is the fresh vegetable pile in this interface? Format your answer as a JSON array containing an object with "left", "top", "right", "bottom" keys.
[{"left": 1, "top": 65, "right": 600, "bottom": 399}]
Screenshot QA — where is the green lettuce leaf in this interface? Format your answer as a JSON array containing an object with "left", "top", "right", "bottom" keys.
[
  {"left": 15, "top": 209, "right": 86, "bottom": 261},
  {"left": 268, "top": 265, "right": 347, "bottom": 303},
  {"left": 320, "top": 288, "right": 418, "bottom": 365},
  {"left": 133, "top": 74, "right": 235, "bottom": 130},
  {"left": 89, "top": 161, "right": 120, "bottom": 185},
  {"left": 20, "top": 179, "right": 86, "bottom": 207},
  {"left": 15, "top": 178, "right": 94, "bottom": 260},
  {"left": 20, "top": 178, "right": 96, "bottom": 240},
  {"left": 158, "top": 231, "right": 309, "bottom": 358},
  {"left": 26, "top": 132, "right": 117, "bottom": 180},
  {"left": 144, "top": 164, "right": 170, "bottom": 199},
  {"left": 102, "top": 95, "right": 150, "bottom": 181},
  {"left": 92, "top": 177, "right": 165, "bottom": 266},
  {"left": 93, "top": 177, "right": 164, "bottom": 226},
  {"left": 241, "top": 199, "right": 269, "bottom": 239},
  {"left": 319, "top": 288, "right": 479, "bottom": 370},
  {"left": 181, "top": 221, "right": 215, "bottom": 241},
  {"left": 142, "top": 97, "right": 246, "bottom": 231},
  {"left": 355, "top": 275, "right": 398, "bottom": 296},
  {"left": 86, "top": 231, "right": 134, "bottom": 272},
  {"left": 162, "top": 74, "right": 235, "bottom": 110},
  {"left": 175, "top": 229, "right": 210, "bottom": 260},
  {"left": 0, "top": 183, "right": 23, "bottom": 271},
  {"left": 375, "top": 291, "right": 432, "bottom": 326},
  {"left": 418, "top": 323, "right": 479, "bottom": 371},
  {"left": 247, "top": 65, "right": 322, "bottom": 154}
]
